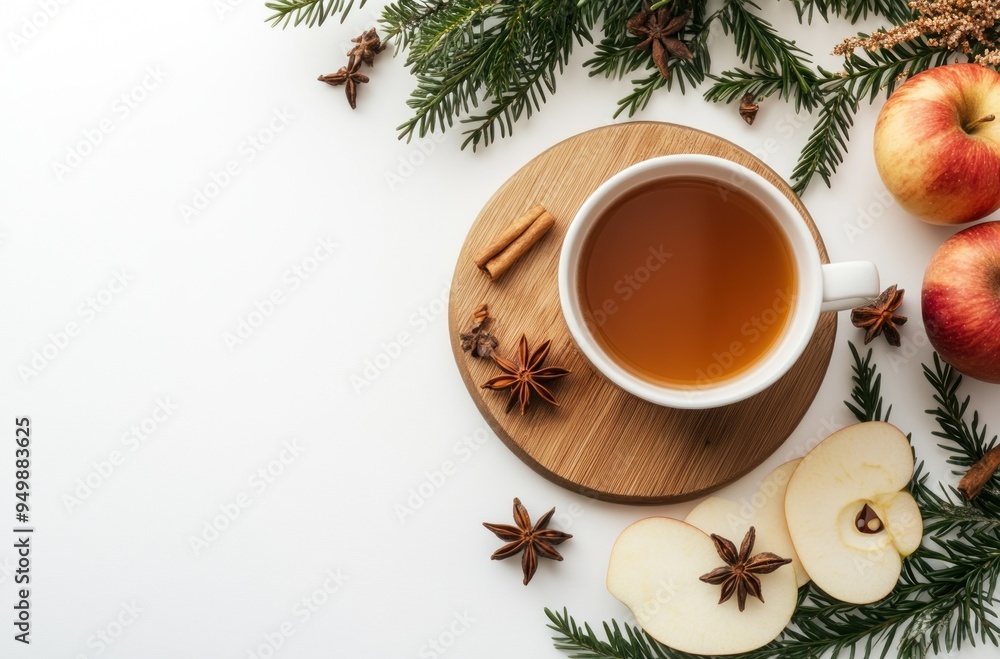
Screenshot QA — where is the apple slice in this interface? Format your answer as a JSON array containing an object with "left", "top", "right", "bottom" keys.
[
  {"left": 784, "top": 422, "right": 923, "bottom": 604},
  {"left": 607, "top": 517, "right": 797, "bottom": 655},
  {"left": 686, "top": 459, "right": 809, "bottom": 587},
  {"left": 875, "top": 490, "right": 923, "bottom": 557}
]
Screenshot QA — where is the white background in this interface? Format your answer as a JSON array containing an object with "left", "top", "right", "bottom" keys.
[{"left": 1, "top": 1, "right": 997, "bottom": 657}]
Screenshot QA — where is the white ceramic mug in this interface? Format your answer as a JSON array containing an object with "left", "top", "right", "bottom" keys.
[{"left": 558, "top": 154, "right": 879, "bottom": 409}]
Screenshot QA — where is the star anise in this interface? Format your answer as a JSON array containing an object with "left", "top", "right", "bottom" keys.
[
  {"left": 851, "top": 284, "right": 907, "bottom": 346},
  {"left": 483, "top": 497, "right": 572, "bottom": 585},
  {"left": 699, "top": 527, "right": 792, "bottom": 612},
  {"left": 348, "top": 28, "right": 386, "bottom": 67},
  {"left": 318, "top": 55, "right": 369, "bottom": 109},
  {"left": 460, "top": 303, "right": 499, "bottom": 359},
  {"left": 626, "top": 2, "right": 693, "bottom": 79},
  {"left": 481, "top": 334, "right": 570, "bottom": 414}
]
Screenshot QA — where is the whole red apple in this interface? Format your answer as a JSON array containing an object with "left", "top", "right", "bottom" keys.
[
  {"left": 874, "top": 63, "right": 1000, "bottom": 225},
  {"left": 922, "top": 221, "right": 1000, "bottom": 383}
]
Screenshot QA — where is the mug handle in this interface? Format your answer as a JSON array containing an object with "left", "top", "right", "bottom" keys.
[{"left": 820, "top": 262, "right": 880, "bottom": 313}]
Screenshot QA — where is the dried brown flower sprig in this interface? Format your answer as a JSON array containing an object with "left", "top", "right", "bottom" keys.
[{"left": 834, "top": 0, "right": 1000, "bottom": 67}]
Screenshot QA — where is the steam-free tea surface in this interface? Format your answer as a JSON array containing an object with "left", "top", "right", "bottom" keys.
[
  {"left": 448, "top": 122, "right": 836, "bottom": 503},
  {"left": 580, "top": 176, "right": 797, "bottom": 386}
]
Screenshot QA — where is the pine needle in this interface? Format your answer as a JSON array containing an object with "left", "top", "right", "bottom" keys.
[
  {"left": 265, "top": 0, "right": 366, "bottom": 27},
  {"left": 788, "top": 0, "right": 914, "bottom": 25}
]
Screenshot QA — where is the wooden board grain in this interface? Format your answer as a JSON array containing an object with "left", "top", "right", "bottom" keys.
[{"left": 448, "top": 122, "right": 836, "bottom": 504}]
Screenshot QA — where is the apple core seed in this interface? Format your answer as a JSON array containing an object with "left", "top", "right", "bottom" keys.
[{"left": 855, "top": 503, "right": 885, "bottom": 534}]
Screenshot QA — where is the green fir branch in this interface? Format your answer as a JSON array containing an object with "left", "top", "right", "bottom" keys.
[
  {"left": 584, "top": 0, "right": 647, "bottom": 80},
  {"left": 396, "top": 0, "right": 496, "bottom": 71},
  {"left": 786, "top": 0, "right": 913, "bottom": 25},
  {"left": 702, "top": 67, "right": 788, "bottom": 107},
  {"left": 395, "top": 70, "right": 481, "bottom": 142},
  {"left": 919, "top": 486, "right": 1000, "bottom": 536},
  {"left": 461, "top": 33, "right": 569, "bottom": 149},
  {"left": 719, "top": 0, "right": 819, "bottom": 109},
  {"left": 845, "top": 341, "right": 890, "bottom": 423},
  {"left": 787, "top": 76, "right": 856, "bottom": 196},
  {"left": 392, "top": 0, "right": 599, "bottom": 147},
  {"left": 789, "top": 531, "right": 1000, "bottom": 659},
  {"left": 838, "top": 0, "right": 914, "bottom": 25},
  {"left": 264, "top": 0, "right": 365, "bottom": 28},
  {"left": 842, "top": 36, "right": 954, "bottom": 103},
  {"left": 782, "top": 37, "right": 953, "bottom": 194},
  {"left": 613, "top": 71, "right": 667, "bottom": 119},
  {"left": 585, "top": 39, "right": 650, "bottom": 83},
  {"left": 924, "top": 353, "right": 1000, "bottom": 512},
  {"left": 923, "top": 353, "right": 998, "bottom": 469},
  {"left": 267, "top": 0, "right": 993, "bottom": 194},
  {"left": 380, "top": 0, "right": 449, "bottom": 52},
  {"left": 704, "top": 7, "right": 951, "bottom": 196}
]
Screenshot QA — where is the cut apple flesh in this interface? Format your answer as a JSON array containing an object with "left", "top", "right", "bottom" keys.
[
  {"left": 607, "top": 517, "right": 797, "bottom": 655},
  {"left": 785, "top": 422, "right": 923, "bottom": 604},
  {"left": 686, "top": 459, "right": 810, "bottom": 587},
  {"left": 878, "top": 490, "right": 923, "bottom": 556}
]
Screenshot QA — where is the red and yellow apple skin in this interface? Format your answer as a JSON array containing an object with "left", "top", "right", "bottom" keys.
[
  {"left": 874, "top": 63, "right": 1000, "bottom": 225},
  {"left": 922, "top": 221, "right": 1000, "bottom": 383}
]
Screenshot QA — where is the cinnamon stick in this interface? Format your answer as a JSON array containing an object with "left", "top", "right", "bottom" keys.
[
  {"left": 958, "top": 445, "right": 1000, "bottom": 501},
  {"left": 473, "top": 204, "right": 546, "bottom": 268},
  {"left": 482, "top": 211, "right": 555, "bottom": 281}
]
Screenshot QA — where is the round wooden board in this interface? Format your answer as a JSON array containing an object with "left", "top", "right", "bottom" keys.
[{"left": 448, "top": 122, "right": 837, "bottom": 504}]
